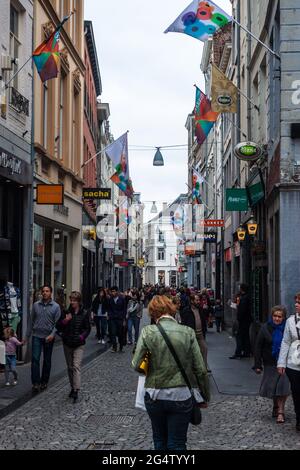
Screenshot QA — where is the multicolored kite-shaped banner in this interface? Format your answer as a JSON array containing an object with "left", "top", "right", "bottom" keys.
[
  {"left": 165, "top": 0, "right": 231, "bottom": 42},
  {"left": 194, "top": 86, "right": 219, "bottom": 145},
  {"left": 33, "top": 14, "right": 71, "bottom": 83}
]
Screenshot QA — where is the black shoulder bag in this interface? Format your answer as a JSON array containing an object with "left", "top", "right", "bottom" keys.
[{"left": 156, "top": 322, "right": 202, "bottom": 426}]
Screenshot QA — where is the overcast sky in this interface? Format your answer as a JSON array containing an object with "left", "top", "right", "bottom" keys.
[{"left": 84, "top": 0, "right": 232, "bottom": 219}]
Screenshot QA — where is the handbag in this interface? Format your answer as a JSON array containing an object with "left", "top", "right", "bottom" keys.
[
  {"left": 137, "top": 353, "right": 149, "bottom": 375},
  {"left": 135, "top": 374, "right": 146, "bottom": 411},
  {"left": 156, "top": 323, "right": 202, "bottom": 426},
  {"left": 0, "top": 340, "right": 6, "bottom": 365}
]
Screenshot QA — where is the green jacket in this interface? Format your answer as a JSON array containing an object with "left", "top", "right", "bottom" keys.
[{"left": 131, "top": 318, "right": 210, "bottom": 402}]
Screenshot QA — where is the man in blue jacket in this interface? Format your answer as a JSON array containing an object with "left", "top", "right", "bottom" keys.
[{"left": 108, "top": 286, "right": 127, "bottom": 352}]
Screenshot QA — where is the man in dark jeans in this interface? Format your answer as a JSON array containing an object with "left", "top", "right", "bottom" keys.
[
  {"left": 26, "top": 285, "right": 61, "bottom": 392},
  {"left": 229, "top": 284, "right": 252, "bottom": 359},
  {"left": 108, "top": 286, "right": 127, "bottom": 353}
]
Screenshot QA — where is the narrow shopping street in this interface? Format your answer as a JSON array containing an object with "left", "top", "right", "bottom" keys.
[{"left": 0, "top": 314, "right": 299, "bottom": 451}]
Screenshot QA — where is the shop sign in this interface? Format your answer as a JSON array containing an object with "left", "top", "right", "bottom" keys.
[
  {"left": 0, "top": 147, "right": 32, "bottom": 185},
  {"left": 234, "top": 142, "right": 262, "bottom": 162},
  {"left": 246, "top": 169, "right": 265, "bottom": 207},
  {"left": 127, "top": 258, "right": 135, "bottom": 265},
  {"left": 36, "top": 184, "right": 64, "bottom": 205},
  {"left": 226, "top": 188, "right": 249, "bottom": 212},
  {"left": 200, "top": 219, "right": 225, "bottom": 228},
  {"left": 82, "top": 188, "right": 111, "bottom": 200},
  {"left": 203, "top": 232, "right": 217, "bottom": 243},
  {"left": 119, "top": 262, "right": 129, "bottom": 267},
  {"left": 114, "top": 249, "right": 123, "bottom": 256}
]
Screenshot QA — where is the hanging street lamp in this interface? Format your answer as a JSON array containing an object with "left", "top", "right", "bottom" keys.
[
  {"left": 237, "top": 225, "right": 247, "bottom": 242},
  {"left": 247, "top": 217, "right": 258, "bottom": 236},
  {"left": 153, "top": 147, "right": 164, "bottom": 166}
]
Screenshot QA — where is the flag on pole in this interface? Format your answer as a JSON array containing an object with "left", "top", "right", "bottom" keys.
[
  {"left": 194, "top": 87, "right": 218, "bottom": 145},
  {"left": 165, "top": 0, "right": 231, "bottom": 42},
  {"left": 105, "top": 132, "right": 134, "bottom": 197},
  {"left": 33, "top": 14, "right": 71, "bottom": 82},
  {"left": 192, "top": 168, "right": 204, "bottom": 205},
  {"left": 211, "top": 63, "right": 238, "bottom": 113}
]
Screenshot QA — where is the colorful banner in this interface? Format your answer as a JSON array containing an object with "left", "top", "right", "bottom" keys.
[
  {"left": 105, "top": 132, "right": 134, "bottom": 197},
  {"left": 172, "top": 205, "right": 185, "bottom": 239},
  {"left": 33, "top": 14, "right": 71, "bottom": 82},
  {"left": 194, "top": 87, "right": 219, "bottom": 145},
  {"left": 165, "top": 0, "right": 231, "bottom": 43},
  {"left": 192, "top": 168, "right": 204, "bottom": 205},
  {"left": 211, "top": 63, "right": 238, "bottom": 113}
]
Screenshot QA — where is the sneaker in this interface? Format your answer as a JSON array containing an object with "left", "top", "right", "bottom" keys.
[
  {"left": 32, "top": 384, "right": 40, "bottom": 393},
  {"left": 5, "top": 382, "right": 10, "bottom": 386},
  {"left": 101, "top": 339, "right": 105, "bottom": 344},
  {"left": 12, "top": 380, "right": 17, "bottom": 386},
  {"left": 128, "top": 341, "right": 133, "bottom": 345},
  {"left": 97, "top": 340, "right": 101, "bottom": 344},
  {"left": 40, "top": 383, "right": 47, "bottom": 391},
  {"left": 111, "top": 347, "right": 117, "bottom": 353}
]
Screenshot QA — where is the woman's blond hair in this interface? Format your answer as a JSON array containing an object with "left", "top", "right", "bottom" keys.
[{"left": 148, "top": 295, "right": 177, "bottom": 322}]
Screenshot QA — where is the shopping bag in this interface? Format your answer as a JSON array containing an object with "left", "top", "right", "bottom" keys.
[
  {"left": 0, "top": 341, "right": 6, "bottom": 365},
  {"left": 135, "top": 375, "right": 146, "bottom": 411}
]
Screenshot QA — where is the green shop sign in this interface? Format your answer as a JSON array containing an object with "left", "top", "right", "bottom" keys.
[
  {"left": 247, "top": 181, "right": 265, "bottom": 206},
  {"left": 234, "top": 142, "right": 262, "bottom": 162},
  {"left": 226, "top": 188, "right": 249, "bottom": 212}
]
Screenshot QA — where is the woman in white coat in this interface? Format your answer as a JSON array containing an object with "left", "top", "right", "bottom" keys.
[{"left": 277, "top": 293, "right": 300, "bottom": 431}]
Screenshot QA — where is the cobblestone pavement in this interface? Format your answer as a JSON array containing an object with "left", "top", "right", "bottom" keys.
[{"left": 0, "top": 340, "right": 300, "bottom": 451}]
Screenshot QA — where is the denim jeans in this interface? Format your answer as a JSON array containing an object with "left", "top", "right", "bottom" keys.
[
  {"left": 127, "top": 316, "right": 140, "bottom": 343},
  {"left": 94, "top": 317, "right": 108, "bottom": 340},
  {"left": 31, "top": 336, "right": 55, "bottom": 385},
  {"left": 144, "top": 393, "right": 193, "bottom": 451},
  {"left": 5, "top": 355, "right": 17, "bottom": 382}
]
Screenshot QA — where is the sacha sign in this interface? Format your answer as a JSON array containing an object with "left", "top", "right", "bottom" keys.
[{"left": 234, "top": 142, "right": 262, "bottom": 162}]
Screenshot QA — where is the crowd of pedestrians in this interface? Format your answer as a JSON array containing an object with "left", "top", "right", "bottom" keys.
[{"left": 2, "top": 281, "right": 300, "bottom": 450}]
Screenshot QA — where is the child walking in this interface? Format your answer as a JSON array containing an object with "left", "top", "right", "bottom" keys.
[{"left": 4, "top": 327, "right": 23, "bottom": 386}]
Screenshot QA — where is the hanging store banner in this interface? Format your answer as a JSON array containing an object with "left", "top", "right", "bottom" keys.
[
  {"left": 246, "top": 169, "right": 265, "bottom": 207},
  {"left": 234, "top": 142, "right": 262, "bottom": 162},
  {"left": 226, "top": 188, "right": 249, "bottom": 212},
  {"left": 211, "top": 64, "right": 238, "bottom": 113},
  {"left": 36, "top": 184, "right": 64, "bottom": 205},
  {"left": 82, "top": 188, "right": 111, "bottom": 200}
]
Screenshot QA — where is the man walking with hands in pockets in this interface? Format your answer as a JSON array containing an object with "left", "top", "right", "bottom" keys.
[{"left": 26, "top": 285, "right": 61, "bottom": 392}]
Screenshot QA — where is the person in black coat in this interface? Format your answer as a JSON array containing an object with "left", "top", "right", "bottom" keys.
[
  {"left": 107, "top": 286, "right": 127, "bottom": 352},
  {"left": 56, "top": 291, "right": 91, "bottom": 402},
  {"left": 230, "top": 284, "right": 252, "bottom": 359},
  {"left": 91, "top": 288, "right": 109, "bottom": 344}
]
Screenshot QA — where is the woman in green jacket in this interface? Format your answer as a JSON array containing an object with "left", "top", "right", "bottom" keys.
[{"left": 132, "top": 295, "right": 209, "bottom": 451}]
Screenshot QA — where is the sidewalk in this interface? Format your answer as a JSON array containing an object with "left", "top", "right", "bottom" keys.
[
  {"left": 0, "top": 328, "right": 108, "bottom": 419},
  {"left": 206, "top": 326, "right": 261, "bottom": 395}
]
